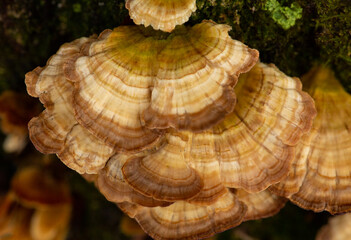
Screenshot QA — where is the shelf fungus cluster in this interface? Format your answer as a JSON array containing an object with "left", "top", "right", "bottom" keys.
[
  {"left": 271, "top": 66, "right": 351, "bottom": 214},
  {"left": 0, "top": 166, "right": 71, "bottom": 240},
  {"left": 25, "top": 21, "right": 317, "bottom": 237},
  {"left": 25, "top": 4, "right": 320, "bottom": 238}
]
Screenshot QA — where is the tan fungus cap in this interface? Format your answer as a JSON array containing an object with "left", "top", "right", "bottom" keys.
[
  {"left": 117, "top": 62, "right": 316, "bottom": 204},
  {"left": 126, "top": 0, "right": 197, "bottom": 32},
  {"left": 25, "top": 37, "right": 115, "bottom": 174},
  {"left": 118, "top": 189, "right": 246, "bottom": 240},
  {"left": 69, "top": 20, "right": 258, "bottom": 152},
  {"left": 234, "top": 189, "right": 287, "bottom": 221},
  {"left": 271, "top": 66, "right": 351, "bottom": 214}
]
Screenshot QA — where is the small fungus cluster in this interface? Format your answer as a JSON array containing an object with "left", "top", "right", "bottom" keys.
[
  {"left": 24, "top": 1, "right": 351, "bottom": 240},
  {"left": 0, "top": 166, "right": 71, "bottom": 240}
]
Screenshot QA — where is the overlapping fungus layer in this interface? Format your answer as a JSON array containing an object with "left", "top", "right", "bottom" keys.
[
  {"left": 26, "top": 20, "right": 258, "bottom": 174},
  {"left": 25, "top": 19, "right": 319, "bottom": 240},
  {"left": 92, "top": 62, "right": 314, "bottom": 239},
  {"left": 26, "top": 37, "right": 115, "bottom": 174},
  {"left": 271, "top": 66, "right": 351, "bottom": 214},
  {"left": 70, "top": 20, "right": 259, "bottom": 151}
]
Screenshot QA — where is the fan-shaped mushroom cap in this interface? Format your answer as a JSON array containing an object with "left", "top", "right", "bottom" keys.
[
  {"left": 121, "top": 131, "right": 226, "bottom": 204},
  {"left": 120, "top": 62, "right": 316, "bottom": 197},
  {"left": 70, "top": 20, "right": 258, "bottom": 151},
  {"left": 271, "top": 66, "right": 351, "bottom": 214},
  {"left": 118, "top": 190, "right": 247, "bottom": 240},
  {"left": 96, "top": 153, "right": 172, "bottom": 207},
  {"left": 0, "top": 167, "right": 71, "bottom": 240},
  {"left": 121, "top": 135, "right": 204, "bottom": 202},
  {"left": 221, "top": 62, "right": 315, "bottom": 191},
  {"left": 234, "top": 189, "right": 287, "bottom": 221},
  {"left": 316, "top": 213, "right": 351, "bottom": 240},
  {"left": 0, "top": 91, "right": 40, "bottom": 153},
  {"left": 125, "top": 0, "right": 196, "bottom": 32},
  {"left": 25, "top": 37, "right": 115, "bottom": 174}
]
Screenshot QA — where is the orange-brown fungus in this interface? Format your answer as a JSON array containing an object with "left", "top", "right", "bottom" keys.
[{"left": 0, "top": 167, "right": 71, "bottom": 240}]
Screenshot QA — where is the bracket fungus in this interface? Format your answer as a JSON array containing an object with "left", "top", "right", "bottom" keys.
[
  {"left": 84, "top": 62, "right": 314, "bottom": 240},
  {"left": 271, "top": 66, "right": 351, "bottom": 214},
  {"left": 125, "top": 0, "right": 197, "bottom": 32},
  {"left": 234, "top": 189, "right": 287, "bottom": 221},
  {"left": 96, "top": 153, "right": 172, "bottom": 207},
  {"left": 25, "top": 37, "right": 115, "bottom": 174},
  {"left": 68, "top": 20, "right": 258, "bottom": 148},
  {"left": 118, "top": 190, "right": 247, "bottom": 240},
  {"left": 0, "top": 167, "right": 71, "bottom": 240},
  {"left": 115, "top": 189, "right": 286, "bottom": 240},
  {"left": 23, "top": 7, "right": 320, "bottom": 237},
  {"left": 25, "top": 36, "right": 316, "bottom": 237},
  {"left": 111, "top": 62, "right": 316, "bottom": 205},
  {"left": 26, "top": 20, "right": 258, "bottom": 174}
]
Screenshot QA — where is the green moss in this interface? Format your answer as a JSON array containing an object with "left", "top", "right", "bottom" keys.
[{"left": 264, "top": 0, "right": 302, "bottom": 29}]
